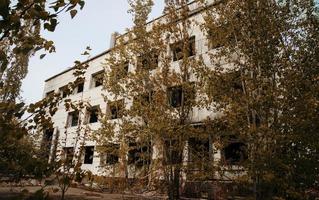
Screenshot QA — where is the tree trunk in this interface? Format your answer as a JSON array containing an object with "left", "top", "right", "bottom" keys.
[
  {"left": 168, "top": 166, "right": 181, "bottom": 200},
  {"left": 207, "top": 134, "right": 214, "bottom": 200},
  {"left": 61, "top": 189, "right": 65, "bottom": 200}
]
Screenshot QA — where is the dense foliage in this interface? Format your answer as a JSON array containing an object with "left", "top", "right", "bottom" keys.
[
  {"left": 199, "top": 0, "right": 319, "bottom": 199},
  {"left": 0, "top": 0, "right": 85, "bottom": 183}
]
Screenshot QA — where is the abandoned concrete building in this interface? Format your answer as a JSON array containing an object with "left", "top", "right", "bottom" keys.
[{"left": 41, "top": 0, "right": 246, "bottom": 189}]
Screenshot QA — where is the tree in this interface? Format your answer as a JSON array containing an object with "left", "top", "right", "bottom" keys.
[
  {"left": 55, "top": 100, "right": 91, "bottom": 200},
  {"left": 0, "top": 0, "right": 86, "bottom": 181},
  {"left": 198, "top": 0, "right": 319, "bottom": 199},
  {"left": 29, "top": 50, "right": 91, "bottom": 200},
  {"left": 95, "top": 0, "right": 211, "bottom": 199}
]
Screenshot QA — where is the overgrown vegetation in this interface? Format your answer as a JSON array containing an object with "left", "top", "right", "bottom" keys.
[
  {"left": 1, "top": 0, "right": 318, "bottom": 200},
  {"left": 95, "top": 0, "right": 319, "bottom": 199},
  {"left": 0, "top": 1, "right": 87, "bottom": 199},
  {"left": 198, "top": 0, "right": 319, "bottom": 199}
]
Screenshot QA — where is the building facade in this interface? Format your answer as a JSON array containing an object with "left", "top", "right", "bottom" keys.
[{"left": 42, "top": 0, "right": 244, "bottom": 185}]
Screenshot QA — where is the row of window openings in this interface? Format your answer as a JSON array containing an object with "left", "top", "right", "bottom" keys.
[
  {"left": 66, "top": 86, "right": 195, "bottom": 127},
  {"left": 45, "top": 71, "right": 103, "bottom": 99},
  {"left": 45, "top": 36, "right": 200, "bottom": 98},
  {"left": 67, "top": 108, "right": 100, "bottom": 127},
  {"left": 63, "top": 140, "right": 247, "bottom": 166},
  {"left": 47, "top": 31, "right": 237, "bottom": 98},
  {"left": 66, "top": 101, "right": 123, "bottom": 127},
  {"left": 118, "top": 33, "right": 231, "bottom": 69}
]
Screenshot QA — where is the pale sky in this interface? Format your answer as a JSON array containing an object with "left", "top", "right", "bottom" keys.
[
  {"left": 21, "top": 0, "right": 319, "bottom": 104},
  {"left": 21, "top": 0, "right": 165, "bottom": 104}
]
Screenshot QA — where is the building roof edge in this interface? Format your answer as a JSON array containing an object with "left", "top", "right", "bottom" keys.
[
  {"left": 45, "top": 0, "right": 214, "bottom": 83},
  {"left": 45, "top": 48, "right": 112, "bottom": 82}
]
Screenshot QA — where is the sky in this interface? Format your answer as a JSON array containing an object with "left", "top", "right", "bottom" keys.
[
  {"left": 21, "top": 0, "right": 165, "bottom": 104},
  {"left": 20, "top": 0, "right": 319, "bottom": 104}
]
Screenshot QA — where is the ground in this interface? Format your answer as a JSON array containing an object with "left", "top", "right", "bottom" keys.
[{"left": 0, "top": 186, "right": 167, "bottom": 200}]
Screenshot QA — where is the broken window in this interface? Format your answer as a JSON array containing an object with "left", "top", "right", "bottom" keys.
[
  {"left": 84, "top": 146, "right": 94, "bottom": 164},
  {"left": 116, "top": 62, "right": 129, "bottom": 79},
  {"left": 222, "top": 142, "right": 247, "bottom": 165},
  {"left": 76, "top": 82, "right": 84, "bottom": 93},
  {"left": 188, "top": 137, "right": 209, "bottom": 163},
  {"left": 168, "top": 86, "right": 182, "bottom": 108},
  {"left": 67, "top": 111, "right": 79, "bottom": 127},
  {"left": 63, "top": 147, "right": 74, "bottom": 165},
  {"left": 108, "top": 99, "right": 124, "bottom": 120},
  {"left": 168, "top": 83, "right": 195, "bottom": 108},
  {"left": 229, "top": 70, "right": 243, "bottom": 93},
  {"left": 164, "top": 140, "right": 182, "bottom": 165},
  {"left": 59, "top": 85, "right": 70, "bottom": 98},
  {"left": 87, "top": 106, "right": 99, "bottom": 123},
  {"left": 91, "top": 70, "right": 104, "bottom": 88},
  {"left": 137, "top": 51, "right": 159, "bottom": 70},
  {"left": 128, "top": 142, "right": 152, "bottom": 167},
  {"left": 46, "top": 90, "right": 54, "bottom": 97},
  {"left": 171, "top": 36, "right": 195, "bottom": 61},
  {"left": 105, "top": 148, "right": 119, "bottom": 165},
  {"left": 100, "top": 144, "right": 120, "bottom": 165},
  {"left": 42, "top": 129, "right": 54, "bottom": 159}
]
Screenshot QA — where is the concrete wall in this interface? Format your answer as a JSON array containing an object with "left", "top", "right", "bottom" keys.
[{"left": 43, "top": 1, "right": 228, "bottom": 177}]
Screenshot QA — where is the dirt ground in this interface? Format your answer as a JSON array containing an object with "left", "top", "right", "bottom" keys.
[{"left": 0, "top": 186, "right": 167, "bottom": 200}]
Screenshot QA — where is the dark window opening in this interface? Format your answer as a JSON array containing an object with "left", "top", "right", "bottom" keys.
[
  {"left": 164, "top": 140, "right": 182, "bottom": 165},
  {"left": 95, "top": 80, "right": 102, "bottom": 87},
  {"left": 168, "top": 86, "right": 182, "bottom": 108},
  {"left": 116, "top": 62, "right": 129, "bottom": 79},
  {"left": 88, "top": 106, "right": 99, "bottom": 123},
  {"left": 42, "top": 129, "right": 54, "bottom": 159},
  {"left": 222, "top": 142, "right": 247, "bottom": 165},
  {"left": 59, "top": 86, "right": 70, "bottom": 98},
  {"left": 110, "top": 106, "right": 118, "bottom": 119},
  {"left": 106, "top": 150, "right": 119, "bottom": 165},
  {"left": 84, "top": 146, "right": 94, "bottom": 164},
  {"left": 68, "top": 111, "right": 79, "bottom": 127},
  {"left": 106, "top": 153, "right": 119, "bottom": 165},
  {"left": 168, "top": 83, "right": 195, "bottom": 108},
  {"left": 62, "top": 91, "right": 67, "bottom": 98},
  {"left": 171, "top": 36, "right": 195, "bottom": 61},
  {"left": 188, "top": 137, "right": 210, "bottom": 172},
  {"left": 63, "top": 147, "right": 74, "bottom": 165},
  {"left": 100, "top": 144, "right": 119, "bottom": 165},
  {"left": 138, "top": 52, "right": 159, "bottom": 70},
  {"left": 92, "top": 71, "right": 104, "bottom": 88},
  {"left": 229, "top": 71, "right": 243, "bottom": 93},
  {"left": 108, "top": 100, "right": 124, "bottom": 120},
  {"left": 188, "top": 138, "right": 209, "bottom": 162},
  {"left": 46, "top": 90, "right": 54, "bottom": 97},
  {"left": 44, "top": 129, "right": 53, "bottom": 143},
  {"left": 128, "top": 142, "right": 152, "bottom": 167},
  {"left": 77, "top": 82, "right": 84, "bottom": 93}
]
